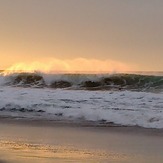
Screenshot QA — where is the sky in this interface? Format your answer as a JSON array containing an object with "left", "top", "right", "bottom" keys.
[{"left": 0, "top": 0, "right": 163, "bottom": 72}]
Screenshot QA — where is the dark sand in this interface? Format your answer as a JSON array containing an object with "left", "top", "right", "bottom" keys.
[{"left": 0, "top": 118, "right": 163, "bottom": 163}]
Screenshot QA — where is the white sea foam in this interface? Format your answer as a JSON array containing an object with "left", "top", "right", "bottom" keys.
[{"left": 0, "top": 85, "right": 163, "bottom": 129}]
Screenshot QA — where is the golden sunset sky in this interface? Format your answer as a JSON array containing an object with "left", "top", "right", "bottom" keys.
[{"left": 0, "top": 0, "right": 163, "bottom": 72}]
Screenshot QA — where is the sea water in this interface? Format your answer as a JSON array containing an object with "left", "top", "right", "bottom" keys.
[{"left": 0, "top": 71, "right": 163, "bottom": 129}]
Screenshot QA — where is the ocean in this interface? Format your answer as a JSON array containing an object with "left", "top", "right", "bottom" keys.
[{"left": 0, "top": 71, "right": 163, "bottom": 129}]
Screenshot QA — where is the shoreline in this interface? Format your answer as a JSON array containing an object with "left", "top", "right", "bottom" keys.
[
  {"left": 1, "top": 116, "right": 163, "bottom": 133},
  {"left": 0, "top": 117, "right": 163, "bottom": 162}
]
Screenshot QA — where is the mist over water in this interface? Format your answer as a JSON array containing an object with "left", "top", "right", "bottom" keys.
[{"left": 1, "top": 58, "right": 131, "bottom": 75}]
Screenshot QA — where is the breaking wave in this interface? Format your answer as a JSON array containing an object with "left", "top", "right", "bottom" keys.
[
  {"left": 0, "top": 71, "right": 163, "bottom": 129},
  {"left": 0, "top": 72, "right": 163, "bottom": 92}
]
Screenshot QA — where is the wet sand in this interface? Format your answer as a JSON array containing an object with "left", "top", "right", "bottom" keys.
[{"left": 0, "top": 118, "right": 163, "bottom": 163}]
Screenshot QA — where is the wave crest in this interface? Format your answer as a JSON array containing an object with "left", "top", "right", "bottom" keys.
[{"left": 0, "top": 72, "right": 163, "bottom": 91}]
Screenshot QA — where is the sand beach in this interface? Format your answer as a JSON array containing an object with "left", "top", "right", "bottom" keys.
[{"left": 0, "top": 118, "right": 163, "bottom": 163}]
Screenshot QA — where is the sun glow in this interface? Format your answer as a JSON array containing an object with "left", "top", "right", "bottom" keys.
[{"left": 2, "top": 58, "right": 131, "bottom": 75}]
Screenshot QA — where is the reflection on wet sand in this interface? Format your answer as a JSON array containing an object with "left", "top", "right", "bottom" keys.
[
  {"left": 0, "top": 140, "right": 129, "bottom": 163},
  {"left": 0, "top": 119, "right": 163, "bottom": 163}
]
